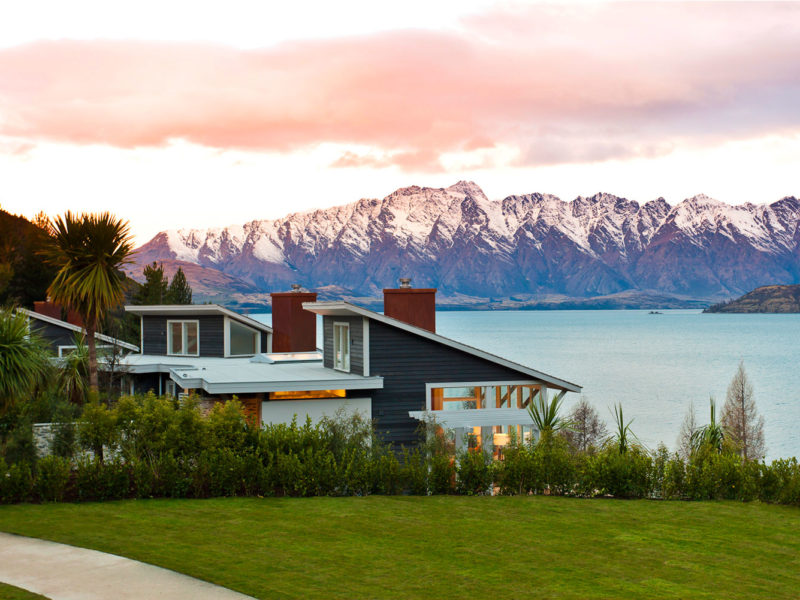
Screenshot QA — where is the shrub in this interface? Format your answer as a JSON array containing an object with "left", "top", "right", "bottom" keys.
[
  {"left": 588, "top": 445, "right": 653, "bottom": 498},
  {"left": 456, "top": 449, "right": 493, "bottom": 495},
  {"left": 0, "top": 458, "right": 33, "bottom": 503},
  {"left": 34, "top": 455, "right": 71, "bottom": 502},
  {"left": 74, "top": 457, "right": 130, "bottom": 501},
  {"left": 77, "top": 401, "right": 117, "bottom": 462},
  {"left": 400, "top": 448, "right": 429, "bottom": 495}
]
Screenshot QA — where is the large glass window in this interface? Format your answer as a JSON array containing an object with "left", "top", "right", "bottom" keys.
[
  {"left": 167, "top": 320, "right": 199, "bottom": 356},
  {"left": 229, "top": 320, "right": 258, "bottom": 356},
  {"left": 333, "top": 323, "right": 350, "bottom": 371},
  {"left": 431, "top": 384, "right": 541, "bottom": 412}
]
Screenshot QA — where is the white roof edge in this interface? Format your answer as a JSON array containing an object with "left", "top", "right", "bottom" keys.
[
  {"left": 124, "top": 304, "right": 273, "bottom": 334},
  {"left": 19, "top": 308, "right": 139, "bottom": 352},
  {"left": 168, "top": 370, "right": 384, "bottom": 394},
  {"left": 303, "top": 301, "right": 581, "bottom": 393}
]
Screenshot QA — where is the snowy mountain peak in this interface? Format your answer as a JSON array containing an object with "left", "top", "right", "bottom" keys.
[{"left": 134, "top": 183, "right": 800, "bottom": 300}]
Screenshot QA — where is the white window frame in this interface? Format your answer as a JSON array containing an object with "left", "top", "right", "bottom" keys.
[
  {"left": 57, "top": 344, "right": 112, "bottom": 358},
  {"left": 224, "top": 317, "right": 261, "bottom": 357},
  {"left": 166, "top": 320, "right": 200, "bottom": 356},
  {"left": 333, "top": 322, "right": 350, "bottom": 372}
]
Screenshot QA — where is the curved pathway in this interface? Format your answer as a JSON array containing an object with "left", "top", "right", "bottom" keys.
[{"left": 0, "top": 532, "right": 255, "bottom": 600}]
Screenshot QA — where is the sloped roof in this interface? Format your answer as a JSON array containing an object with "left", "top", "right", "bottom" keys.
[
  {"left": 124, "top": 304, "right": 272, "bottom": 334},
  {"left": 20, "top": 309, "right": 139, "bottom": 352},
  {"left": 302, "top": 301, "right": 581, "bottom": 393}
]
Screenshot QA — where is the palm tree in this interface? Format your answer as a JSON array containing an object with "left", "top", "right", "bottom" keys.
[
  {"left": 527, "top": 390, "right": 573, "bottom": 440},
  {"left": 43, "top": 212, "right": 133, "bottom": 393},
  {"left": 691, "top": 397, "right": 725, "bottom": 454},
  {"left": 0, "top": 308, "right": 49, "bottom": 414}
]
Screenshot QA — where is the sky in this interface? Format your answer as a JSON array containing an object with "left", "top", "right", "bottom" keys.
[{"left": 1, "top": 0, "right": 799, "bottom": 246}]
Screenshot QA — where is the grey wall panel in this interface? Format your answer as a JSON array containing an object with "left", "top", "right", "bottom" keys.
[
  {"left": 322, "top": 315, "right": 363, "bottom": 375},
  {"left": 367, "top": 319, "right": 532, "bottom": 448},
  {"left": 141, "top": 315, "right": 225, "bottom": 357},
  {"left": 29, "top": 321, "right": 77, "bottom": 352}
]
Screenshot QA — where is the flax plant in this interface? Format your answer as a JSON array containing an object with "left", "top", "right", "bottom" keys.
[
  {"left": 527, "top": 391, "right": 573, "bottom": 441},
  {"left": 0, "top": 308, "right": 49, "bottom": 414}
]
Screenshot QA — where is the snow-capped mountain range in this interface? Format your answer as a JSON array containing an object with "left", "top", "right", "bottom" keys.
[{"left": 133, "top": 181, "right": 800, "bottom": 302}]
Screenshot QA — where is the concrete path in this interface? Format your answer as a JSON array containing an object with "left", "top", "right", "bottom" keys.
[{"left": 0, "top": 532, "right": 255, "bottom": 600}]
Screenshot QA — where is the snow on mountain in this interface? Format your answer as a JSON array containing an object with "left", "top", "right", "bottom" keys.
[{"left": 133, "top": 182, "right": 800, "bottom": 300}]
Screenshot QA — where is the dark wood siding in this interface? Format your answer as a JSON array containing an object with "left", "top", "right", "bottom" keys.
[
  {"left": 260, "top": 331, "right": 270, "bottom": 353},
  {"left": 29, "top": 320, "right": 77, "bottom": 352},
  {"left": 141, "top": 315, "right": 225, "bottom": 357},
  {"left": 368, "top": 319, "right": 531, "bottom": 447},
  {"left": 322, "top": 316, "right": 363, "bottom": 375}
]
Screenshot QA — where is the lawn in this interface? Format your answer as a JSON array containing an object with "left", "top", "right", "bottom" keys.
[
  {"left": 0, "top": 497, "right": 798, "bottom": 599},
  {"left": 0, "top": 582, "right": 49, "bottom": 600}
]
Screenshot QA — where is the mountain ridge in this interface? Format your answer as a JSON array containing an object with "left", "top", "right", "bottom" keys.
[{"left": 131, "top": 182, "right": 800, "bottom": 307}]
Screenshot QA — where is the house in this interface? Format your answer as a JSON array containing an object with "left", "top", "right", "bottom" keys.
[
  {"left": 121, "top": 282, "right": 580, "bottom": 451},
  {"left": 20, "top": 305, "right": 139, "bottom": 357}
]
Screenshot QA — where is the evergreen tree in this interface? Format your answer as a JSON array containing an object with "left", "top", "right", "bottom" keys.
[
  {"left": 166, "top": 267, "right": 193, "bottom": 304},
  {"left": 133, "top": 262, "right": 168, "bottom": 305},
  {"left": 721, "top": 361, "right": 765, "bottom": 460}
]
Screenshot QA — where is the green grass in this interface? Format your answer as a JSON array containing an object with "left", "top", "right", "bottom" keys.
[
  {"left": 0, "top": 582, "right": 49, "bottom": 600},
  {"left": 0, "top": 497, "right": 799, "bottom": 599}
]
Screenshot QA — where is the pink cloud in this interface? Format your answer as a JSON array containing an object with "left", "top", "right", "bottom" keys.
[{"left": 1, "top": 2, "right": 799, "bottom": 169}]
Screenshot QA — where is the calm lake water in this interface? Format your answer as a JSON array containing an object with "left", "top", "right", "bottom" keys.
[{"left": 252, "top": 310, "right": 800, "bottom": 459}]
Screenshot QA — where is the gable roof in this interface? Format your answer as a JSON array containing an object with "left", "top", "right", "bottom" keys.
[
  {"left": 302, "top": 301, "right": 581, "bottom": 393},
  {"left": 20, "top": 308, "right": 140, "bottom": 352},
  {"left": 124, "top": 304, "right": 273, "bottom": 334}
]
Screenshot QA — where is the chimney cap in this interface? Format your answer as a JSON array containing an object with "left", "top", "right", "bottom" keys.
[
  {"left": 399, "top": 277, "right": 412, "bottom": 288},
  {"left": 291, "top": 283, "right": 302, "bottom": 292}
]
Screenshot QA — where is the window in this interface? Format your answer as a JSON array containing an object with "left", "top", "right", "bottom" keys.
[
  {"left": 229, "top": 320, "right": 259, "bottom": 356},
  {"left": 165, "top": 380, "right": 177, "bottom": 398},
  {"left": 333, "top": 322, "right": 350, "bottom": 371},
  {"left": 167, "top": 320, "right": 199, "bottom": 356}
]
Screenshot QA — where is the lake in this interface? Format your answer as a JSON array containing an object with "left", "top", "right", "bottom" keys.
[{"left": 252, "top": 310, "right": 800, "bottom": 459}]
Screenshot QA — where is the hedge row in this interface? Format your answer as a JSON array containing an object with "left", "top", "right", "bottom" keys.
[{"left": 2, "top": 395, "right": 799, "bottom": 504}]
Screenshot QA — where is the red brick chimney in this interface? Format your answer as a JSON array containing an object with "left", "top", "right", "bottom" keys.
[
  {"left": 383, "top": 278, "right": 437, "bottom": 333},
  {"left": 33, "top": 300, "right": 84, "bottom": 327},
  {"left": 270, "top": 285, "right": 317, "bottom": 352}
]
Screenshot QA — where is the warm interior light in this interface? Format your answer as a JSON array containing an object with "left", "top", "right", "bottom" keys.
[{"left": 269, "top": 390, "right": 346, "bottom": 400}]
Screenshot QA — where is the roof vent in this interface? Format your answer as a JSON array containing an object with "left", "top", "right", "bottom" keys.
[
  {"left": 291, "top": 283, "right": 302, "bottom": 292},
  {"left": 399, "top": 277, "right": 412, "bottom": 288}
]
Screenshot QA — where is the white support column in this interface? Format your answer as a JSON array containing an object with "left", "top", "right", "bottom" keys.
[
  {"left": 454, "top": 428, "right": 466, "bottom": 455},
  {"left": 481, "top": 426, "right": 494, "bottom": 459}
]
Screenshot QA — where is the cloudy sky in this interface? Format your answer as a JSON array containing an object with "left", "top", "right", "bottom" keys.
[{"left": 1, "top": 0, "right": 799, "bottom": 245}]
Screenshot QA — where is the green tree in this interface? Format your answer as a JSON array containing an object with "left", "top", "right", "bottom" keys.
[
  {"left": 43, "top": 212, "right": 134, "bottom": 393},
  {"left": 166, "top": 267, "right": 193, "bottom": 304},
  {"left": 133, "top": 262, "right": 168, "bottom": 305},
  {"left": 0, "top": 309, "right": 50, "bottom": 415}
]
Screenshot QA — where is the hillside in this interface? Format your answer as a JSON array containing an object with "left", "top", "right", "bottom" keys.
[
  {"left": 0, "top": 208, "right": 55, "bottom": 308},
  {"left": 704, "top": 284, "right": 800, "bottom": 313},
  {"left": 132, "top": 181, "right": 800, "bottom": 308}
]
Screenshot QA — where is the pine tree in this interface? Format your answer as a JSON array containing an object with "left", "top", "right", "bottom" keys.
[
  {"left": 133, "top": 262, "right": 168, "bottom": 305},
  {"left": 166, "top": 267, "right": 193, "bottom": 304},
  {"left": 721, "top": 361, "right": 765, "bottom": 460}
]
